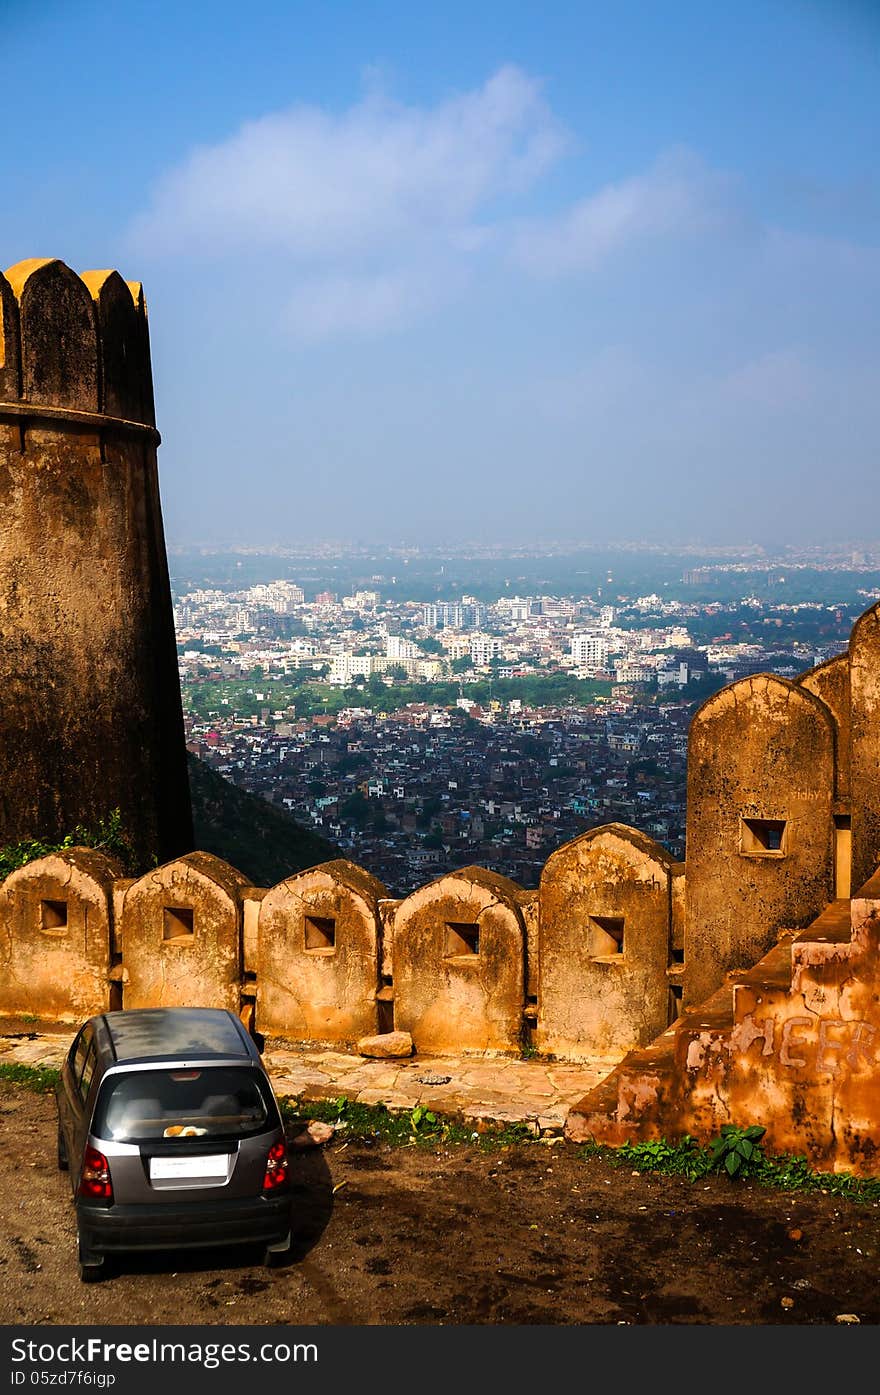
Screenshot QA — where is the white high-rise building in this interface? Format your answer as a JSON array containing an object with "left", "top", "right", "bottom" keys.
[
  {"left": 470, "top": 635, "right": 503, "bottom": 665},
  {"left": 423, "top": 601, "right": 487, "bottom": 630},
  {"left": 570, "top": 633, "right": 609, "bottom": 670},
  {"left": 386, "top": 636, "right": 422, "bottom": 660}
]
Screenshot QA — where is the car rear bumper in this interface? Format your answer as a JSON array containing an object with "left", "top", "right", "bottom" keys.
[{"left": 77, "top": 1193, "right": 291, "bottom": 1254}]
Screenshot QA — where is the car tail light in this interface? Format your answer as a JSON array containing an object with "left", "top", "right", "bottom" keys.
[
  {"left": 78, "top": 1145, "right": 113, "bottom": 1202},
  {"left": 263, "top": 1139, "right": 289, "bottom": 1193}
]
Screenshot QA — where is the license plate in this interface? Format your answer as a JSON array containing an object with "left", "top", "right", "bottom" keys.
[{"left": 150, "top": 1154, "right": 228, "bottom": 1180}]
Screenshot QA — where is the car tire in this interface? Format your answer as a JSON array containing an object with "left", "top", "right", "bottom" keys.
[
  {"left": 57, "top": 1121, "right": 68, "bottom": 1171},
  {"left": 78, "top": 1261, "right": 105, "bottom": 1284}
]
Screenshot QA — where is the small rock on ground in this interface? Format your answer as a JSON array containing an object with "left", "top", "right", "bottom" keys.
[
  {"left": 355, "top": 1031, "right": 413, "bottom": 1059},
  {"left": 290, "top": 1120, "right": 335, "bottom": 1149}
]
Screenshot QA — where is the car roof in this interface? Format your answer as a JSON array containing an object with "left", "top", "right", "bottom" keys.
[{"left": 95, "top": 1008, "right": 259, "bottom": 1066}]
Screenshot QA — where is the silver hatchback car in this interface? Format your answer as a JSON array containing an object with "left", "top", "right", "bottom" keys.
[{"left": 56, "top": 1007, "right": 292, "bottom": 1282}]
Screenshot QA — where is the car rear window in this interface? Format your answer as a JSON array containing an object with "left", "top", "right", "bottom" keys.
[{"left": 92, "top": 1067, "right": 278, "bottom": 1143}]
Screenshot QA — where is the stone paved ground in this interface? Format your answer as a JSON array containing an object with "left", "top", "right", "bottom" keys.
[{"left": 0, "top": 1025, "right": 616, "bottom": 1134}]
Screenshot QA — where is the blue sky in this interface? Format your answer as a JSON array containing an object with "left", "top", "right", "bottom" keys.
[{"left": 4, "top": 0, "right": 879, "bottom": 547}]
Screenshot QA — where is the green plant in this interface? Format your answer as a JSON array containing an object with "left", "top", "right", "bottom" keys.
[
  {"left": 581, "top": 1124, "right": 880, "bottom": 1203},
  {"left": 0, "top": 1062, "right": 61, "bottom": 1094},
  {"left": 607, "top": 1134, "right": 712, "bottom": 1182},
  {"left": 709, "top": 1124, "right": 766, "bottom": 1177},
  {"left": 278, "top": 1094, "right": 541, "bottom": 1151},
  {"left": 0, "top": 807, "right": 142, "bottom": 880},
  {"left": 409, "top": 1105, "right": 440, "bottom": 1136}
]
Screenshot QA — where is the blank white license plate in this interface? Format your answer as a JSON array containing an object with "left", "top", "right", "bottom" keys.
[{"left": 150, "top": 1154, "right": 227, "bottom": 1180}]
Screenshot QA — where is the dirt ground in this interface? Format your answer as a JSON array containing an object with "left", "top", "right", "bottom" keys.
[{"left": 0, "top": 1081, "right": 878, "bottom": 1327}]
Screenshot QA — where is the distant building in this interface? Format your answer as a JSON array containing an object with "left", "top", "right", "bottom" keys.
[
  {"left": 470, "top": 635, "right": 503, "bottom": 665},
  {"left": 343, "top": 590, "right": 380, "bottom": 611},
  {"left": 570, "top": 634, "right": 609, "bottom": 670},
  {"left": 386, "top": 635, "right": 422, "bottom": 660},
  {"left": 423, "top": 601, "right": 487, "bottom": 630}
]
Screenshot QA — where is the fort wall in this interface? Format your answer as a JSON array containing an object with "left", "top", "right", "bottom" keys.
[
  {"left": 566, "top": 874, "right": 880, "bottom": 1176},
  {"left": 683, "top": 674, "right": 835, "bottom": 1006},
  {"left": 0, "top": 834, "right": 675, "bottom": 1057},
  {"left": 0, "top": 259, "right": 192, "bottom": 868},
  {"left": 537, "top": 824, "right": 673, "bottom": 1058},
  {"left": 848, "top": 603, "right": 880, "bottom": 893}
]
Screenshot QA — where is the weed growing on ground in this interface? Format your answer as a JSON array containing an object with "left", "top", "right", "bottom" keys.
[
  {"left": 710, "top": 1123, "right": 766, "bottom": 1177},
  {"left": 580, "top": 1128, "right": 880, "bottom": 1203},
  {"left": 282, "top": 1094, "right": 538, "bottom": 1150},
  {"left": 0, "top": 1062, "right": 61, "bottom": 1094}
]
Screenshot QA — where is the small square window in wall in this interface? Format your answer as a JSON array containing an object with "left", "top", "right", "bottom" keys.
[
  {"left": 445, "top": 922, "right": 480, "bottom": 957},
  {"left": 590, "top": 915, "right": 624, "bottom": 957},
  {"left": 163, "top": 907, "right": 195, "bottom": 942},
  {"left": 740, "top": 817, "right": 787, "bottom": 856},
  {"left": 305, "top": 915, "right": 336, "bottom": 952},
  {"left": 41, "top": 899, "right": 68, "bottom": 932}
]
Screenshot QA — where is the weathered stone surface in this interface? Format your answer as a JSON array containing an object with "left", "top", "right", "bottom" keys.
[
  {"left": 799, "top": 653, "right": 851, "bottom": 800},
  {"left": 684, "top": 675, "right": 835, "bottom": 1006},
  {"left": 356, "top": 1031, "right": 413, "bottom": 1059},
  {"left": 392, "top": 867, "right": 526, "bottom": 1055},
  {"left": 567, "top": 874, "right": 880, "bottom": 1176},
  {"left": 0, "top": 259, "right": 192, "bottom": 867},
  {"left": 257, "top": 859, "right": 385, "bottom": 1047},
  {"left": 120, "top": 852, "right": 246, "bottom": 1011},
  {"left": 849, "top": 603, "right": 880, "bottom": 892},
  {"left": 0, "top": 848, "right": 121, "bottom": 1021},
  {"left": 538, "top": 823, "right": 674, "bottom": 1058}
]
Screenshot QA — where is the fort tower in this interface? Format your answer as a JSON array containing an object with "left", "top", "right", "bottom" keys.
[{"left": 0, "top": 258, "right": 192, "bottom": 865}]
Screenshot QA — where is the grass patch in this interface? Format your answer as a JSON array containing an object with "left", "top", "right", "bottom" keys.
[
  {"left": 0, "top": 1062, "right": 61, "bottom": 1094},
  {"left": 580, "top": 1132, "right": 880, "bottom": 1204},
  {"left": 281, "top": 1094, "right": 539, "bottom": 1150}
]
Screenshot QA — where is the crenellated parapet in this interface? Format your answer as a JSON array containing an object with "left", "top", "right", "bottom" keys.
[
  {"left": 0, "top": 832, "right": 681, "bottom": 1059},
  {"left": 0, "top": 259, "right": 156, "bottom": 437}
]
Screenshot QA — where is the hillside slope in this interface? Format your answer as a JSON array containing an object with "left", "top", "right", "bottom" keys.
[{"left": 188, "top": 753, "right": 338, "bottom": 887}]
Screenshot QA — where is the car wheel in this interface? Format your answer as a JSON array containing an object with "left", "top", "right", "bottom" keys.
[
  {"left": 57, "top": 1121, "right": 68, "bottom": 1171},
  {"left": 78, "top": 1261, "right": 105, "bottom": 1284}
]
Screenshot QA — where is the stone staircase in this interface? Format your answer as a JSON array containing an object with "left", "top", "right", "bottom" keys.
[{"left": 565, "top": 875, "right": 880, "bottom": 1175}]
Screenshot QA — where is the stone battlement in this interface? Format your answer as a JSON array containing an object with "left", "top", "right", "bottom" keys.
[
  {"left": 1, "top": 258, "right": 156, "bottom": 433},
  {"left": 0, "top": 833, "right": 682, "bottom": 1060}
]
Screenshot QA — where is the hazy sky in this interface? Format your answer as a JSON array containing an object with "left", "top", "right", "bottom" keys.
[{"left": 4, "top": 1, "right": 878, "bottom": 547}]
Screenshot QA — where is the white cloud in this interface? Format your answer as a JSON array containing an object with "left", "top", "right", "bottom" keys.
[
  {"left": 285, "top": 265, "right": 457, "bottom": 342},
  {"left": 129, "top": 69, "right": 876, "bottom": 359},
  {"left": 509, "top": 148, "right": 739, "bottom": 277},
  {"left": 129, "top": 66, "right": 567, "bottom": 260}
]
